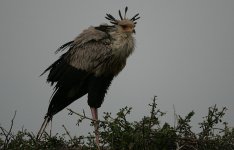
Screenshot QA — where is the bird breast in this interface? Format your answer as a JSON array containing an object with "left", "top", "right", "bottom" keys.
[{"left": 96, "top": 33, "right": 135, "bottom": 76}]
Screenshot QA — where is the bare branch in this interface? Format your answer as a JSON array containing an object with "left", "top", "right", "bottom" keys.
[
  {"left": 62, "top": 125, "right": 73, "bottom": 144},
  {"left": 2, "top": 110, "right": 17, "bottom": 149},
  {"left": 66, "top": 108, "right": 107, "bottom": 123}
]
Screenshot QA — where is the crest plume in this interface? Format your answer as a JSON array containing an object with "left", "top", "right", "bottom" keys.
[
  {"left": 105, "top": 6, "right": 140, "bottom": 25},
  {"left": 119, "top": 10, "right": 123, "bottom": 20},
  {"left": 124, "top": 7, "right": 128, "bottom": 18}
]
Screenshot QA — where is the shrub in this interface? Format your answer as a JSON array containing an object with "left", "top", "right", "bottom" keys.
[{"left": 1, "top": 96, "right": 234, "bottom": 150}]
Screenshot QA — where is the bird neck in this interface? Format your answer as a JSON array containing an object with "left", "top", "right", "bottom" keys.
[{"left": 110, "top": 31, "right": 135, "bottom": 56}]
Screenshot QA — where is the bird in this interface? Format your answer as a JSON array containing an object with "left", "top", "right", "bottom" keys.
[{"left": 37, "top": 7, "right": 140, "bottom": 145}]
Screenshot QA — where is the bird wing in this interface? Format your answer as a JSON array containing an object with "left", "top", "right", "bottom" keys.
[
  {"left": 41, "top": 25, "right": 114, "bottom": 86},
  {"left": 65, "top": 25, "right": 114, "bottom": 74},
  {"left": 40, "top": 25, "right": 115, "bottom": 117}
]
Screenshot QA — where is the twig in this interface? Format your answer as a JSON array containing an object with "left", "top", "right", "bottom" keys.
[
  {"left": 62, "top": 125, "right": 74, "bottom": 144},
  {"left": 0, "top": 126, "right": 15, "bottom": 141},
  {"left": 25, "top": 132, "right": 39, "bottom": 147},
  {"left": 3, "top": 110, "right": 17, "bottom": 149},
  {"left": 0, "top": 126, "right": 7, "bottom": 138},
  {"left": 66, "top": 108, "right": 107, "bottom": 123},
  {"left": 148, "top": 96, "right": 157, "bottom": 130},
  {"left": 173, "top": 104, "right": 178, "bottom": 129},
  {"left": 176, "top": 142, "right": 185, "bottom": 150}
]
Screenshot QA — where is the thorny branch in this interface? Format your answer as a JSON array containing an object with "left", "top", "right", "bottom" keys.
[
  {"left": 149, "top": 96, "right": 157, "bottom": 129},
  {"left": 67, "top": 108, "right": 108, "bottom": 124},
  {"left": 67, "top": 108, "right": 128, "bottom": 129}
]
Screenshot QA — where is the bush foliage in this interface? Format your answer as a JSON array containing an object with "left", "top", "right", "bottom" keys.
[{"left": 1, "top": 96, "right": 234, "bottom": 150}]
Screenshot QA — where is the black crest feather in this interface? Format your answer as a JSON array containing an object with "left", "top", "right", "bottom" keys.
[
  {"left": 119, "top": 10, "right": 123, "bottom": 20},
  {"left": 105, "top": 7, "right": 140, "bottom": 25},
  {"left": 124, "top": 7, "right": 128, "bottom": 18}
]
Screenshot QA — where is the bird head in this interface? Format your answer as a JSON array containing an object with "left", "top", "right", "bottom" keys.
[{"left": 105, "top": 7, "right": 140, "bottom": 34}]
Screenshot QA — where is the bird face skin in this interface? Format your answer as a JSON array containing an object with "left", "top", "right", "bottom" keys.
[
  {"left": 118, "top": 20, "right": 135, "bottom": 33},
  {"left": 105, "top": 6, "right": 139, "bottom": 34},
  {"left": 120, "top": 24, "right": 135, "bottom": 33}
]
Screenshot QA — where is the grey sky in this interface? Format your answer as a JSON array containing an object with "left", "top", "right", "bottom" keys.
[{"left": 0, "top": 0, "right": 233, "bottom": 136}]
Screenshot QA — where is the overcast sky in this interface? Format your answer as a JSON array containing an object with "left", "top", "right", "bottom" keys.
[{"left": 0, "top": 0, "right": 233, "bottom": 137}]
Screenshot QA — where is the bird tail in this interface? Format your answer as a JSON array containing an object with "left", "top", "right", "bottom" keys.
[{"left": 36, "top": 115, "right": 51, "bottom": 140}]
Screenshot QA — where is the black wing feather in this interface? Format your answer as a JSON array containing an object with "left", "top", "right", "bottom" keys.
[
  {"left": 55, "top": 41, "right": 74, "bottom": 54},
  {"left": 42, "top": 53, "right": 91, "bottom": 117},
  {"left": 46, "top": 63, "right": 90, "bottom": 117},
  {"left": 41, "top": 27, "right": 114, "bottom": 117}
]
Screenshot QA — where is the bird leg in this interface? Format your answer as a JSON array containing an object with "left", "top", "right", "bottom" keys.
[
  {"left": 90, "top": 107, "right": 100, "bottom": 146},
  {"left": 36, "top": 116, "right": 50, "bottom": 140}
]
